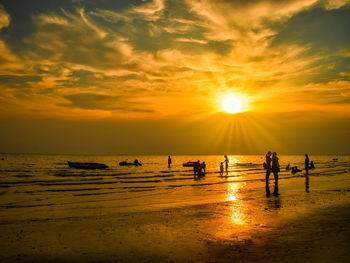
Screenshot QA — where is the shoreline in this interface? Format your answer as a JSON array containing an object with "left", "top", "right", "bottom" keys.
[{"left": 1, "top": 200, "right": 350, "bottom": 263}]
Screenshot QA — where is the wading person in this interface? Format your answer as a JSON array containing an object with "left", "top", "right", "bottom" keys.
[
  {"left": 265, "top": 151, "right": 272, "bottom": 196},
  {"left": 224, "top": 155, "right": 229, "bottom": 174},
  {"left": 168, "top": 155, "right": 172, "bottom": 168},
  {"left": 271, "top": 152, "right": 280, "bottom": 196},
  {"left": 201, "top": 161, "right": 206, "bottom": 175},
  {"left": 305, "top": 154, "right": 309, "bottom": 174}
]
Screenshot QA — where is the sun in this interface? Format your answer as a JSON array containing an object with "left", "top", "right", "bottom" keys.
[{"left": 222, "top": 97, "right": 242, "bottom": 114}]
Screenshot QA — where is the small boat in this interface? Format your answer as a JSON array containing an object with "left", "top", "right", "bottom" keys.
[
  {"left": 119, "top": 161, "right": 142, "bottom": 166},
  {"left": 182, "top": 161, "right": 200, "bottom": 167},
  {"left": 67, "top": 161, "right": 108, "bottom": 169}
]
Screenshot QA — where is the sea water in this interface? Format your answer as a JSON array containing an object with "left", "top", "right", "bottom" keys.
[{"left": 0, "top": 154, "right": 349, "bottom": 221}]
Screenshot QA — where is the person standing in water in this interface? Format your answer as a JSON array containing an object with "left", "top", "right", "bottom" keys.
[
  {"left": 265, "top": 151, "right": 272, "bottom": 196},
  {"left": 224, "top": 155, "right": 229, "bottom": 174},
  {"left": 201, "top": 161, "right": 206, "bottom": 175},
  {"left": 271, "top": 152, "right": 280, "bottom": 196},
  {"left": 305, "top": 154, "right": 309, "bottom": 174},
  {"left": 168, "top": 155, "right": 172, "bottom": 168}
]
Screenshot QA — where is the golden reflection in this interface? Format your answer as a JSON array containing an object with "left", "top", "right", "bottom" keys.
[
  {"left": 226, "top": 155, "right": 240, "bottom": 172},
  {"left": 230, "top": 210, "right": 245, "bottom": 225},
  {"left": 226, "top": 183, "right": 239, "bottom": 201},
  {"left": 226, "top": 183, "right": 246, "bottom": 225}
]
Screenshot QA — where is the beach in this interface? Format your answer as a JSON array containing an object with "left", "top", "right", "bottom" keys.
[
  {"left": 1, "top": 154, "right": 350, "bottom": 262},
  {"left": 1, "top": 1, "right": 350, "bottom": 262},
  {"left": 1, "top": 201, "right": 350, "bottom": 263}
]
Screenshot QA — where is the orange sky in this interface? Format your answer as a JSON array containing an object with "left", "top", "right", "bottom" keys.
[{"left": 0, "top": 0, "right": 349, "bottom": 154}]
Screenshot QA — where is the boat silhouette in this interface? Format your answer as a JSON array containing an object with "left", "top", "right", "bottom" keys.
[{"left": 67, "top": 161, "right": 108, "bottom": 169}]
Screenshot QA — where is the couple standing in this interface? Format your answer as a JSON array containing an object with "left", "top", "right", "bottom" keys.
[{"left": 265, "top": 151, "right": 280, "bottom": 197}]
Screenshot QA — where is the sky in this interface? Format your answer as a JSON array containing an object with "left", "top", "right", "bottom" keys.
[{"left": 0, "top": 0, "right": 349, "bottom": 155}]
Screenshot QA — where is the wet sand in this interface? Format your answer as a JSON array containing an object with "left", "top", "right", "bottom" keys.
[{"left": 1, "top": 200, "right": 350, "bottom": 263}]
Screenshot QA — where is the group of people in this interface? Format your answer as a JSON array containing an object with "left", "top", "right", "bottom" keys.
[
  {"left": 193, "top": 160, "right": 207, "bottom": 176},
  {"left": 264, "top": 152, "right": 314, "bottom": 196},
  {"left": 168, "top": 153, "right": 314, "bottom": 196},
  {"left": 219, "top": 155, "right": 229, "bottom": 176},
  {"left": 193, "top": 160, "right": 206, "bottom": 176},
  {"left": 286, "top": 154, "right": 315, "bottom": 174},
  {"left": 169, "top": 156, "right": 206, "bottom": 176}
]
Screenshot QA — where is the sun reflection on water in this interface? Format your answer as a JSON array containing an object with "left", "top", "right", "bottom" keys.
[
  {"left": 226, "top": 183, "right": 246, "bottom": 225},
  {"left": 226, "top": 183, "right": 239, "bottom": 201},
  {"left": 230, "top": 210, "right": 245, "bottom": 225}
]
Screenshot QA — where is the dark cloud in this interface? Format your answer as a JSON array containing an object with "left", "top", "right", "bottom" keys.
[
  {"left": 61, "top": 92, "right": 154, "bottom": 112},
  {"left": 57, "top": 70, "right": 146, "bottom": 88},
  {"left": 0, "top": 74, "right": 42, "bottom": 88}
]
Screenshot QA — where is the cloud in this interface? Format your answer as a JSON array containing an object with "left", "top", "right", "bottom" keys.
[
  {"left": 0, "top": 0, "right": 349, "bottom": 119},
  {"left": 184, "top": 0, "right": 319, "bottom": 41},
  {"left": 321, "top": 0, "right": 350, "bottom": 10},
  {"left": 26, "top": 8, "right": 138, "bottom": 73},
  {"left": 0, "top": 41, "right": 24, "bottom": 73},
  {"left": 61, "top": 92, "right": 154, "bottom": 112},
  {"left": 0, "top": 75, "right": 42, "bottom": 88},
  {"left": 0, "top": 5, "right": 10, "bottom": 29},
  {"left": 132, "top": 0, "right": 165, "bottom": 20}
]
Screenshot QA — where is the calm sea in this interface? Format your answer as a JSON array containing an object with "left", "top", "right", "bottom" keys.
[{"left": 0, "top": 154, "right": 349, "bottom": 221}]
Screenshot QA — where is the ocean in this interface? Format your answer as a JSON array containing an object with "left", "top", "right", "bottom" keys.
[{"left": 1, "top": 154, "right": 350, "bottom": 222}]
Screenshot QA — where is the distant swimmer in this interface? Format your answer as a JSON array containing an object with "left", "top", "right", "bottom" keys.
[
  {"left": 291, "top": 166, "right": 302, "bottom": 174},
  {"left": 291, "top": 167, "right": 297, "bottom": 174},
  {"left": 309, "top": 161, "right": 315, "bottom": 169},
  {"left": 168, "top": 155, "right": 172, "bottom": 168},
  {"left": 134, "top": 159, "right": 142, "bottom": 166}
]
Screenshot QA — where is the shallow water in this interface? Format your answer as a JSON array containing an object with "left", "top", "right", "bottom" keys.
[{"left": 0, "top": 154, "right": 349, "bottom": 221}]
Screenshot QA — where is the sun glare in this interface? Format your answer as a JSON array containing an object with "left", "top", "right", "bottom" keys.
[{"left": 222, "top": 97, "right": 242, "bottom": 114}]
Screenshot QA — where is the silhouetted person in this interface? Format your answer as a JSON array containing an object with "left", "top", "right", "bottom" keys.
[
  {"left": 220, "top": 162, "right": 224, "bottom": 176},
  {"left": 134, "top": 159, "right": 141, "bottom": 166},
  {"left": 310, "top": 161, "right": 315, "bottom": 169},
  {"left": 292, "top": 166, "right": 302, "bottom": 174},
  {"left": 305, "top": 154, "right": 309, "bottom": 174},
  {"left": 224, "top": 155, "right": 229, "bottom": 174},
  {"left": 265, "top": 151, "right": 272, "bottom": 197},
  {"left": 286, "top": 164, "right": 290, "bottom": 170},
  {"left": 291, "top": 166, "right": 296, "bottom": 174},
  {"left": 168, "top": 155, "right": 172, "bottom": 168},
  {"left": 194, "top": 160, "right": 201, "bottom": 175},
  {"left": 201, "top": 161, "right": 206, "bottom": 175},
  {"left": 271, "top": 152, "right": 280, "bottom": 196}
]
